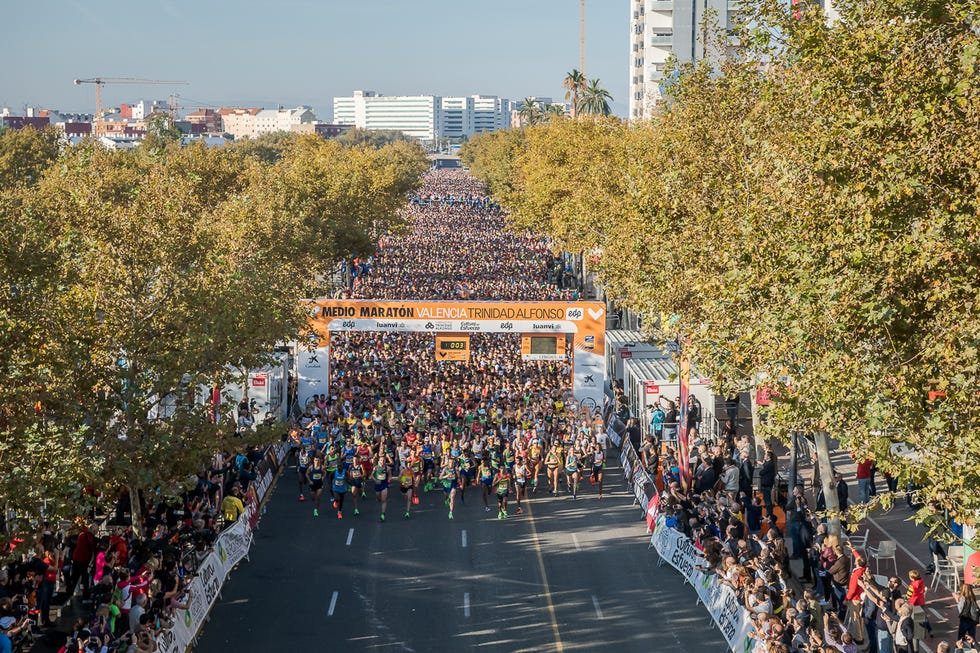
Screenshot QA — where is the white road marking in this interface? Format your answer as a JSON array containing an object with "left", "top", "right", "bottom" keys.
[
  {"left": 928, "top": 607, "right": 945, "bottom": 622},
  {"left": 571, "top": 533, "right": 581, "bottom": 552},
  {"left": 463, "top": 592, "right": 470, "bottom": 618},
  {"left": 328, "top": 591, "right": 338, "bottom": 616},
  {"left": 346, "top": 528, "right": 354, "bottom": 546},
  {"left": 591, "top": 595, "right": 603, "bottom": 620},
  {"left": 462, "top": 529, "right": 467, "bottom": 548}
]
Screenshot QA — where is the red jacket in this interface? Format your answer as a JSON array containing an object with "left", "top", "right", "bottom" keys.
[
  {"left": 856, "top": 459, "right": 873, "bottom": 480},
  {"left": 846, "top": 558, "right": 867, "bottom": 601},
  {"left": 72, "top": 530, "right": 96, "bottom": 563},
  {"left": 907, "top": 578, "right": 926, "bottom": 606}
]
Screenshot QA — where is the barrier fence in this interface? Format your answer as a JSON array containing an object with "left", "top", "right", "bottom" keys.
[
  {"left": 618, "top": 435, "right": 763, "bottom": 653},
  {"left": 157, "top": 439, "right": 290, "bottom": 653}
]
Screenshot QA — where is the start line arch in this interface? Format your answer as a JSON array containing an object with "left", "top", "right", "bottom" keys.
[{"left": 307, "top": 299, "right": 606, "bottom": 409}]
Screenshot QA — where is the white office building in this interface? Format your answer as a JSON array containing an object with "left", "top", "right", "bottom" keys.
[
  {"left": 471, "top": 95, "right": 512, "bottom": 133},
  {"left": 333, "top": 91, "right": 511, "bottom": 141},
  {"left": 629, "top": 0, "right": 734, "bottom": 120}
]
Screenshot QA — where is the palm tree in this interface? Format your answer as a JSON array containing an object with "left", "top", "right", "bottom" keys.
[
  {"left": 563, "top": 69, "right": 587, "bottom": 119},
  {"left": 518, "top": 97, "right": 543, "bottom": 126},
  {"left": 579, "top": 78, "right": 613, "bottom": 116},
  {"left": 544, "top": 103, "right": 567, "bottom": 123}
]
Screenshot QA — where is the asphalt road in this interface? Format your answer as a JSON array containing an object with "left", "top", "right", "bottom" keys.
[{"left": 196, "top": 455, "right": 727, "bottom": 653}]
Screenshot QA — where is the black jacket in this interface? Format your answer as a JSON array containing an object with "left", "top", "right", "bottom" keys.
[{"left": 759, "top": 460, "right": 776, "bottom": 488}]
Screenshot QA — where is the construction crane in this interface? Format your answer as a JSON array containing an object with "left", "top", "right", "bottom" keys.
[{"left": 73, "top": 77, "right": 188, "bottom": 135}]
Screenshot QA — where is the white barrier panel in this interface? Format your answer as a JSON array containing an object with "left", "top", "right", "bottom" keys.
[
  {"left": 254, "top": 468, "right": 273, "bottom": 504},
  {"left": 215, "top": 517, "right": 252, "bottom": 577},
  {"left": 650, "top": 516, "right": 762, "bottom": 653}
]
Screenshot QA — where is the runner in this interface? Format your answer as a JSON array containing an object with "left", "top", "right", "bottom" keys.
[
  {"left": 494, "top": 465, "right": 512, "bottom": 519},
  {"left": 332, "top": 464, "right": 349, "bottom": 519},
  {"left": 347, "top": 451, "right": 364, "bottom": 517},
  {"left": 307, "top": 455, "right": 326, "bottom": 517},
  {"left": 590, "top": 440, "right": 606, "bottom": 499},
  {"left": 297, "top": 446, "right": 312, "bottom": 502},
  {"left": 398, "top": 464, "right": 415, "bottom": 519},
  {"left": 478, "top": 458, "right": 494, "bottom": 512},
  {"left": 438, "top": 455, "right": 459, "bottom": 520},
  {"left": 513, "top": 456, "right": 528, "bottom": 515},
  {"left": 546, "top": 440, "right": 563, "bottom": 496},
  {"left": 373, "top": 455, "right": 391, "bottom": 522},
  {"left": 565, "top": 443, "right": 582, "bottom": 500}
]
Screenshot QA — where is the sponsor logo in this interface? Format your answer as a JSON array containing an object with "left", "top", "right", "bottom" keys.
[
  {"left": 341, "top": 320, "right": 356, "bottom": 329},
  {"left": 584, "top": 374, "right": 595, "bottom": 384},
  {"left": 566, "top": 307, "right": 584, "bottom": 320},
  {"left": 499, "top": 322, "right": 514, "bottom": 330},
  {"left": 425, "top": 322, "right": 434, "bottom": 330},
  {"left": 430, "top": 321, "right": 453, "bottom": 330},
  {"left": 531, "top": 323, "right": 560, "bottom": 331},
  {"left": 375, "top": 321, "right": 406, "bottom": 329},
  {"left": 306, "top": 351, "right": 320, "bottom": 365},
  {"left": 584, "top": 335, "right": 595, "bottom": 349},
  {"left": 459, "top": 321, "right": 481, "bottom": 331}
]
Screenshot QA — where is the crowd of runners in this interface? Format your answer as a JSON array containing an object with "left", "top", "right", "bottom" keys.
[
  {"left": 347, "top": 170, "right": 576, "bottom": 302},
  {"left": 290, "top": 169, "right": 604, "bottom": 522}
]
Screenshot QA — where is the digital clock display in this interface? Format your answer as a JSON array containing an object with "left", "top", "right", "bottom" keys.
[{"left": 440, "top": 340, "right": 467, "bottom": 350}]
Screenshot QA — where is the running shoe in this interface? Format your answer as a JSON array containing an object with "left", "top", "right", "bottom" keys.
[
  {"left": 332, "top": 500, "right": 338, "bottom": 509},
  {"left": 313, "top": 508, "right": 319, "bottom": 517},
  {"left": 448, "top": 512, "right": 454, "bottom": 520},
  {"left": 380, "top": 513, "right": 385, "bottom": 522},
  {"left": 598, "top": 493, "right": 603, "bottom": 499},
  {"left": 516, "top": 507, "right": 523, "bottom": 515},
  {"left": 485, "top": 506, "right": 491, "bottom": 512},
  {"left": 412, "top": 495, "right": 419, "bottom": 505},
  {"left": 498, "top": 511, "right": 503, "bottom": 520},
  {"left": 337, "top": 511, "right": 342, "bottom": 520},
  {"left": 502, "top": 510, "right": 508, "bottom": 519},
  {"left": 404, "top": 511, "right": 410, "bottom": 519},
  {"left": 445, "top": 498, "right": 450, "bottom": 506},
  {"left": 572, "top": 493, "right": 577, "bottom": 500},
  {"left": 299, "top": 495, "right": 305, "bottom": 501},
  {"left": 353, "top": 508, "right": 360, "bottom": 516}
]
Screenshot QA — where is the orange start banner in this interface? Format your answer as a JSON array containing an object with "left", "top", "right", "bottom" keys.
[{"left": 307, "top": 300, "right": 607, "bottom": 409}]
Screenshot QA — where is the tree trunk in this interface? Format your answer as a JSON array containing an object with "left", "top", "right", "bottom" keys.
[
  {"left": 750, "top": 385, "right": 765, "bottom": 463},
  {"left": 814, "top": 430, "right": 841, "bottom": 537},
  {"left": 128, "top": 485, "right": 144, "bottom": 539}
]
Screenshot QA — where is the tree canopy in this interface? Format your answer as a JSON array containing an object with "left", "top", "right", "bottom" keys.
[
  {"left": 462, "top": 0, "right": 980, "bottom": 537},
  {"left": 0, "top": 131, "right": 428, "bottom": 539}
]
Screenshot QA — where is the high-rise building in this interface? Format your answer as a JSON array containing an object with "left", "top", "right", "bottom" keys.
[
  {"left": 333, "top": 91, "right": 511, "bottom": 141},
  {"left": 629, "top": 0, "right": 732, "bottom": 120}
]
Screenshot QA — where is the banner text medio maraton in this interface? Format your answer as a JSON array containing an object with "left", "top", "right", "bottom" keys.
[{"left": 319, "top": 305, "right": 567, "bottom": 320}]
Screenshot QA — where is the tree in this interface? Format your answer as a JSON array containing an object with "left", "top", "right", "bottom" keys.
[
  {"left": 0, "top": 125, "right": 62, "bottom": 188},
  {"left": 544, "top": 103, "right": 567, "bottom": 123},
  {"left": 518, "top": 98, "right": 544, "bottom": 126},
  {"left": 578, "top": 79, "right": 613, "bottom": 116},
  {"left": 563, "top": 69, "right": 587, "bottom": 119},
  {"left": 334, "top": 127, "right": 414, "bottom": 148},
  {"left": 461, "top": 0, "right": 980, "bottom": 540},
  {"left": 226, "top": 130, "right": 298, "bottom": 163},
  {"left": 141, "top": 114, "right": 183, "bottom": 153}
]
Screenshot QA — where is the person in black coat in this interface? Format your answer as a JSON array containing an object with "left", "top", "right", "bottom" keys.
[
  {"left": 759, "top": 450, "right": 777, "bottom": 517},
  {"left": 738, "top": 450, "right": 754, "bottom": 497}
]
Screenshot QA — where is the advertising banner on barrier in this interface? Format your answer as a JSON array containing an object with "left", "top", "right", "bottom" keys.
[
  {"left": 254, "top": 468, "right": 273, "bottom": 504},
  {"left": 155, "top": 627, "right": 183, "bottom": 653},
  {"left": 646, "top": 494, "right": 660, "bottom": 532},
  {"left": 215, "top": 518, "right": 252, "bottom": 577},
  {"left": 651, "top": 516, "right": 761, "bottom": 653}
]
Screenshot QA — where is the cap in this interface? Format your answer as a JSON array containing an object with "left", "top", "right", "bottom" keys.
[{"left": 0, "top": 616, "right": 15, "bottom": 630}]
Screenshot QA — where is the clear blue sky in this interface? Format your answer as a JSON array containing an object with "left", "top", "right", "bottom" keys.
[{"left": 1, "top": 0, "right": 628, "bottom": 119}]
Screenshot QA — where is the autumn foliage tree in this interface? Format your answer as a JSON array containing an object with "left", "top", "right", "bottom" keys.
[
  {"left": 463, "top": 0, "right": 980, "bottom": 537},
  {"left": 0, "top": 131, "right": 427, "bottom": 538}
]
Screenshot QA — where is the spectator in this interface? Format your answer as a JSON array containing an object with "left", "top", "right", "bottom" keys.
[
  {"left": 958, "top": 584, "right": 979, "bottom": 640},
  {"left": 220, "top": 485, "right": 245, "bottom": 524}
]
